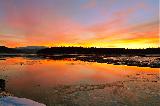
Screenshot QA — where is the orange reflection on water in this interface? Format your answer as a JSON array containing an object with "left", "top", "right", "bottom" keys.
[{"left": 0, "top": 57, "right": 159, "bottom": 90}]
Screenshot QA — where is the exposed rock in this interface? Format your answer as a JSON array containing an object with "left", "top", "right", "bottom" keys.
[{"left": 0, "top": 79, "right": 5, "bottom": 91}]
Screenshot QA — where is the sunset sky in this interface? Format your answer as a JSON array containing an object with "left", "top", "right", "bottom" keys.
[{"left": 0, "top": 0, "right": 159, "bottom": 48}]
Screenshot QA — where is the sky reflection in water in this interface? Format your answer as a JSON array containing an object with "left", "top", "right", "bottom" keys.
[{"left": 0, "top": 57, "right": 159, "bottom": 105}]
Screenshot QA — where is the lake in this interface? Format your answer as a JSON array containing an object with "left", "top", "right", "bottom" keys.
[{"left": 0, "top": 55, "right": 159, "bottom": 106}]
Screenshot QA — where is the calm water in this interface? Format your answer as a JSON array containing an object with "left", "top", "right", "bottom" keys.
[{"left": 0, "top": 56, "right": 159, "bottom": 105}]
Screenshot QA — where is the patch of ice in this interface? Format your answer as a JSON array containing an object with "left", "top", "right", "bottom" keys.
[{"left": 0, "top": 96, "right": 46, "bottom": 106}]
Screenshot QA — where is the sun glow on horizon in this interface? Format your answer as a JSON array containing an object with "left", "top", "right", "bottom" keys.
[
  {"left": 0, "top": 0, "right": 159, "bottom": 49},
  {"left": 5, "top": 37, "right": 159, "bottom": 49}
]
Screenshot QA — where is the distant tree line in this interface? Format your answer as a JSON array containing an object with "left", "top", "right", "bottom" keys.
[
  {"left": 37, "top": 47, "right": 160, "bottom": 55},
  {"left": 0, "top": 46, "right": 160, "bottom": 55}
]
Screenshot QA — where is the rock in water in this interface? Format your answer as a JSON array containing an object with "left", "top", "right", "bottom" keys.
[{"left": 0, "top": 79, "right": 5, "bottom": 91}]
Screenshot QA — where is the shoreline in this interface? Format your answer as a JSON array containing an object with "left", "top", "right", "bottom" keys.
[{"left": 0, "top": 54, "right": 160, "bottom": 68}]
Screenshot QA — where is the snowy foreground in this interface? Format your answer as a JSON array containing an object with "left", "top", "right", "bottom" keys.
[{"left": 0, "top": 96, "right": 46, "bottom": 106}]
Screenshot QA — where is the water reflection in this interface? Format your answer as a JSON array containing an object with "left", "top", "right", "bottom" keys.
[{"left": 0, "top": 56, "right": 159, "bottom": 105}]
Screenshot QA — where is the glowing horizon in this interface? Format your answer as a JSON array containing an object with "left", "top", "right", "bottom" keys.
[{"left": 0, "top": 0, "right": 159, "bottom": 48}]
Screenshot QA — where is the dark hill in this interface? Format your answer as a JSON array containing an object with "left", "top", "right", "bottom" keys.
[{"left": 0, "top": 46, "right": 21, "bottom": 53}]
